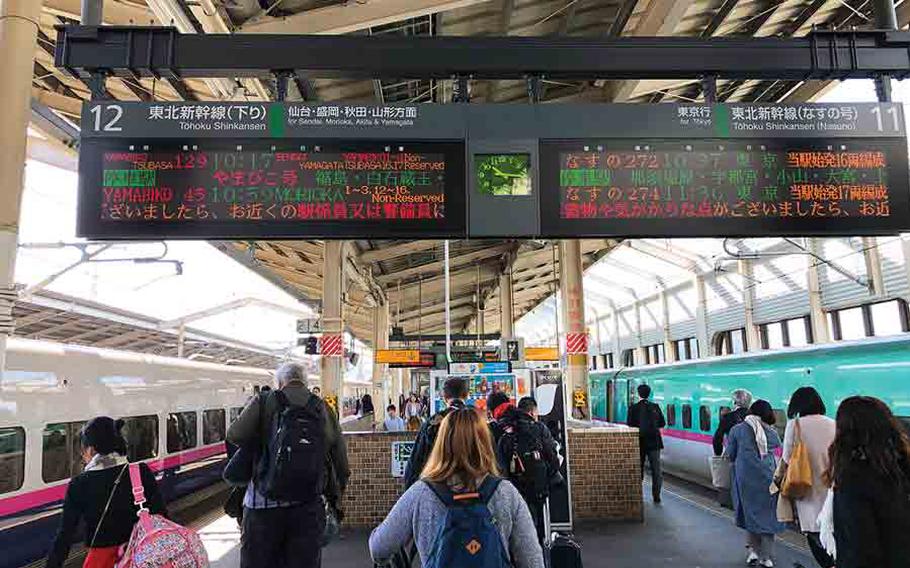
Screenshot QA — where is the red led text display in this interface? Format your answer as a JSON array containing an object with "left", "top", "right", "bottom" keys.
[
  {"left": 540, "top": 139, "right": 910, "bottom": 237},
  {"left": 78, "top": 141, "right": 466, "bottom": 239}
]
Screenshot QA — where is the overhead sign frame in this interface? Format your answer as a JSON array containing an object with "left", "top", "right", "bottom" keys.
[{"left": 77, "top": 101, "right": 910, "bottom": 240}]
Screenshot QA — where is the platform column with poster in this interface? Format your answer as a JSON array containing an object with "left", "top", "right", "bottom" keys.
[{"left": 532, "top": 369, "right": 572, "bottom": 531}]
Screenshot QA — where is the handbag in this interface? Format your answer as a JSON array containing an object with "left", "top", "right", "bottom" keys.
[
  {"left": 781, "top": 419, "right": 813, "bottom": 500},
  {"left": 223, "top": 446, "right": 255, "bottom": 487},
  {"left": 709, "top": 455, "right": 732, "bottom": 489}
]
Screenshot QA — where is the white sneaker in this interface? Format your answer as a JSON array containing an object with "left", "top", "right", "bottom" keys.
[
  {"left": 760, "top": 560, "right": 774, "bottom": 568},
  {"left": 746, "top": 551, "right": 759, "bottom": 565}
]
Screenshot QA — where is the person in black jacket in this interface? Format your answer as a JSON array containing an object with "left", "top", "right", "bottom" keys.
[
  {"left": 403, "top": 377, "right": 469, "bottom": 487},
  {"left": 826, "top": 396, "right": 910, "bottom": 568},
  {"left": 713, "top": 389, "right": 753, "bottom": 456},
  {"left": 46, "top": 417, "right": 166, "bottom": 568},
  {"left": 490, "top": 394, "right": 561, "bottom": 545},
  {"left": 628, "top": 384, "right": 666, "bottom": 503}
]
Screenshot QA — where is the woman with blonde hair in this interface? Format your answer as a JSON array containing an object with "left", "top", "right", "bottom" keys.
[{"left": 369, "top": 407, "right": 544, "bottom": 568}]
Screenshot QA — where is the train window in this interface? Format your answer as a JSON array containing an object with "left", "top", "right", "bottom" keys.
[
  {"left": 0, "top": 427, "right": 26, "bottom": 494},
  {"left": 699, "top": 406, "right": 711, "bottom": 432},
  {"left": 203, "top": 409, "right": 226, "bottom": 445},
  {"left": 762, "top": 322, "right": 785, "bottom": 350},
  {"left": 666, "top": 405, "right": 676, "bottom": 427},
  {"left": 167, "top": 412, "right": 198, "bottom": 453},
  {"left": 121, "top": 415, "right": 158, "bottom": 461},
  {"left": 42, "top": 421, "right": 86, "bottom": 483},
  {"left": 601, "top": 353, "right": 614, "bottom": 369},
  {"left": 229, "top": 407, "right": 244, "bottom": 424},
  {"left": 682, "top": 405, "right": 693, "bottom": 429}
]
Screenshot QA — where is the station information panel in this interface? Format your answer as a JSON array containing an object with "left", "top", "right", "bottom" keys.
[{"left": 77, "top": 101, "right": 909, "bottom": 239}]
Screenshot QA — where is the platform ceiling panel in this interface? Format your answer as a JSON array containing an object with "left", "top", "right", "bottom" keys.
[{"left": 28, "top": 0, "right": 908, "bottom": 345}]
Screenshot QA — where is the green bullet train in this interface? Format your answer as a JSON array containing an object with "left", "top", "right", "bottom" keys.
[{"left": 588, "top": 334, "right": 910, "bottom": 486}]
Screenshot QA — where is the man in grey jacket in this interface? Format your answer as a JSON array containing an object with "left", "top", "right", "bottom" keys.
[{"left": 227, "top": 363, "right": 350, "bottom": 568}]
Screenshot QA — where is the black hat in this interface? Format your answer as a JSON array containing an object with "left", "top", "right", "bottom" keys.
[{"left": 80, "top": 417, "right": 127, "bottom": 455}]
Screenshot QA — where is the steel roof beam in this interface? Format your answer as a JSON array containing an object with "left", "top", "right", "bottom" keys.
[{"left": 55, "top": 26, "right": 910, "bottom": 81}]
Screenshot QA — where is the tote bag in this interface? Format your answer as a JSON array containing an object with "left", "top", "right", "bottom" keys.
[
  {"left": 709, "top": 456, "right": 732, "bottom": 489},
  {"left": 781, "top": 419, "right": 813, "bottom": 500}
]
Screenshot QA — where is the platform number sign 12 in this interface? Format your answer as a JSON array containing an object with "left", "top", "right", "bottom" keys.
[{"left": 89, "top": 104, "right": 124, "bottom": 132}]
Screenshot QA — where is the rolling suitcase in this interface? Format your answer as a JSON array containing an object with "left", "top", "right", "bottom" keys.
[{"left": 543, "top": 499, "right": 583, "bottom": 568}]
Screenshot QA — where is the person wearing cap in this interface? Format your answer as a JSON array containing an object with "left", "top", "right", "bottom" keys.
[{"left": 46, "top": 417, "right": 166, "bottom": 568}]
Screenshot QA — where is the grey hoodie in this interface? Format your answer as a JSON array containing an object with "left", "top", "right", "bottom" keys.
[{"left": 368, "top": 478, "right": 545, "bottom": 568}]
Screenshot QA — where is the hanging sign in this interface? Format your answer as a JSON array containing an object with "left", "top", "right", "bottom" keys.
[
  {"left": 375, "top": 350, "right": 421, "bottom": 364},
  {"left": 526, "top": 347, "right": 559, "bottom": 361}
]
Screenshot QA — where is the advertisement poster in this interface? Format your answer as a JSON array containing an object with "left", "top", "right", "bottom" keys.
[{"left": 434, "top": 373, "right": 517, "bottom": 413}]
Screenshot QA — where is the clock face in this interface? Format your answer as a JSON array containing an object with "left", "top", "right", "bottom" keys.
[{"left": 475, "top": 154, "right": 532, "bottom": 196}]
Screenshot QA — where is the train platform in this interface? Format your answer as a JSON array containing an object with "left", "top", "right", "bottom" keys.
[{"left": 201, "top": 479, "right": 816, "bottom": 568}]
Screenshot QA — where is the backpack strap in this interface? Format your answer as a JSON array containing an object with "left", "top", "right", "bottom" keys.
[
  {"left": 424, "top": 476, "right": 502, "bottom": 507},
  {"left": 425, "top": 480, "right": 457, "bottom": 507},
  {"left": 127, "top": 463, "right": 147, "bottom": 512},
  {"left": 476, "top": 476, "right": 503, "bottom": 505}
]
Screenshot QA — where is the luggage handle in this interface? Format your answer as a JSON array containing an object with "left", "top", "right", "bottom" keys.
[{"left": 128, "top": 463, "right": 148, "bottom": 512}]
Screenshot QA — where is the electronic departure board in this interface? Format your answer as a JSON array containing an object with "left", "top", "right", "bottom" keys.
[
  {"left": 539, "top": 139, "right": 910, "bottom": 237},
  {"left": 76, "top": 101, "right": 910, "bottom": 239},
  {"left": 78, "top": 140, "right": 466, "bottom": 239}
]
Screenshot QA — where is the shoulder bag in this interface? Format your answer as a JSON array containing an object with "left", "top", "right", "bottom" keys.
[{"left": 781, "top": 419, "right": 813, "bottom": 500}]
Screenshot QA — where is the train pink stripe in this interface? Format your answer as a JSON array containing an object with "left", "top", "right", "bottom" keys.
[
  {"left": 661, "top": 428, "right": 714, "bottom": 444},
  {"left": 147, "top": 443, "right": 225, "bottom": 472},
  {"left": 0, "top": 484, "right": 69, "bottom": 518},
  {"left": 0, "top": 443, "right": 226, "bottom": 518}
]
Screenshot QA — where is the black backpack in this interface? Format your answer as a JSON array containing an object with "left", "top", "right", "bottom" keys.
[
  {"left": 498, "top": 418, "right": 549, "bottom": 502},
  {"left": 257, "top": 391, "right": 326, "bottom": 502}
]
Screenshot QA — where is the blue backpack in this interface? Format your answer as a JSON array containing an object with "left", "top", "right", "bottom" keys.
[{"left": 424, "top": 477, "right": 511, "bottom": 568}]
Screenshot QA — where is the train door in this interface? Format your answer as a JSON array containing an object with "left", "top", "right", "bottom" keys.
[
  {"left": 606, "top": 379, "right": 614, "bottom": 422},
  {"left": 613, "top": 373, "right": 632, "bottom": 424}
]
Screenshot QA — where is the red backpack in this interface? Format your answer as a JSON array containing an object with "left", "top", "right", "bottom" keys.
[{"left": 116, "top": 464, "right": 209, "bottom": 568}]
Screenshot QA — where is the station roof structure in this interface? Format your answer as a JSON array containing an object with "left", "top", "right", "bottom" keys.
[
  {"left": 26, "top": 0, "right": 910, "bottom": 345},
  {"left": 12, "top": 288, "right": 292, "bottom": 368}
]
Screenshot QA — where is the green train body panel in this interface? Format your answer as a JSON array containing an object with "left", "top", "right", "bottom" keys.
[{"left": 589, "top": 336, "right": 910, "bottom": 433}]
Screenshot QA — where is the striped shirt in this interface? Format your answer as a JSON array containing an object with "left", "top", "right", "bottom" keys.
[{"left": 243, "top": 481, "right": 298, "bottom": 510}]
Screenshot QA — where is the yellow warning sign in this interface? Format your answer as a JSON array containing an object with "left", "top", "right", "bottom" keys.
[
  {"left": 525, "top": 347, "right": 559, "bottom": 361},
  {"left": 375, "top": 349, "right": 421, "bottom": 364}
]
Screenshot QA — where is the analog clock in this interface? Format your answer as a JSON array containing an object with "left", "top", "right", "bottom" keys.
[{"left": 475, "top": 154, "right": 532, "bottom": 196}]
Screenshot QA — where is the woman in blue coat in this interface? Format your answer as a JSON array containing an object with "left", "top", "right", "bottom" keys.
[{"left": 726, "top": 400, "right": 785, "bottom": 568}]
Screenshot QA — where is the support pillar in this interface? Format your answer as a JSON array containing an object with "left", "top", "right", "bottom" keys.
[
  {"left": 372, "top": 301, "right": 390, "bottom": 421},
  {"left": 321, "top": 241, "right": 344, "bottom": 416},
  {"left": 807, "top": 238, "right": 831, "bottom": 343},
  {"left": 694, "top": 275, "right": 709, "bottom": 357},
  {"left": 661, "top": 289, "right": 675, "bottom": 363},
  {"left": 633, "top": 300, "right": 646, "bottom": 364},
  {"left": 0, "top": 0, "right": 44, "bottom": 377},
  {"left": 176, "top": 324, "right": 186, "bottom": 358},
  {"left": 863, "top": 237, "right": 885, "bottom": 297},
  {"left": 610, "top": 302, "right": 621, "bottom": 366},
  {"left": 558, "top": 240, "right": 589, "bottom": 418},
  {"left": 499, "top": 271, "right": 514, "bottom": 339},
  {"left": 739, "top": 260, "right": 761, "bottom": 352}
]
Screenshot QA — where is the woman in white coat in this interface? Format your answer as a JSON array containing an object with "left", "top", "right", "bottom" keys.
[{"left": 781, "top": 387, "right": 835, "bottom": 568}]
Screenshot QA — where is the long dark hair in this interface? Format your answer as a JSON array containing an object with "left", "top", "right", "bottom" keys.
[{"left": 825, "top": 396, "right": 910, "bottom": 489}]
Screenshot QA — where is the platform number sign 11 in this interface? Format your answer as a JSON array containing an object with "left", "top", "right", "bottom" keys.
[
  {"left": 871, "top": 106, "right": 901, "bottom": 132},
  {"left": 89, "top": 104, "right": 124, "bottom": 132}
]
